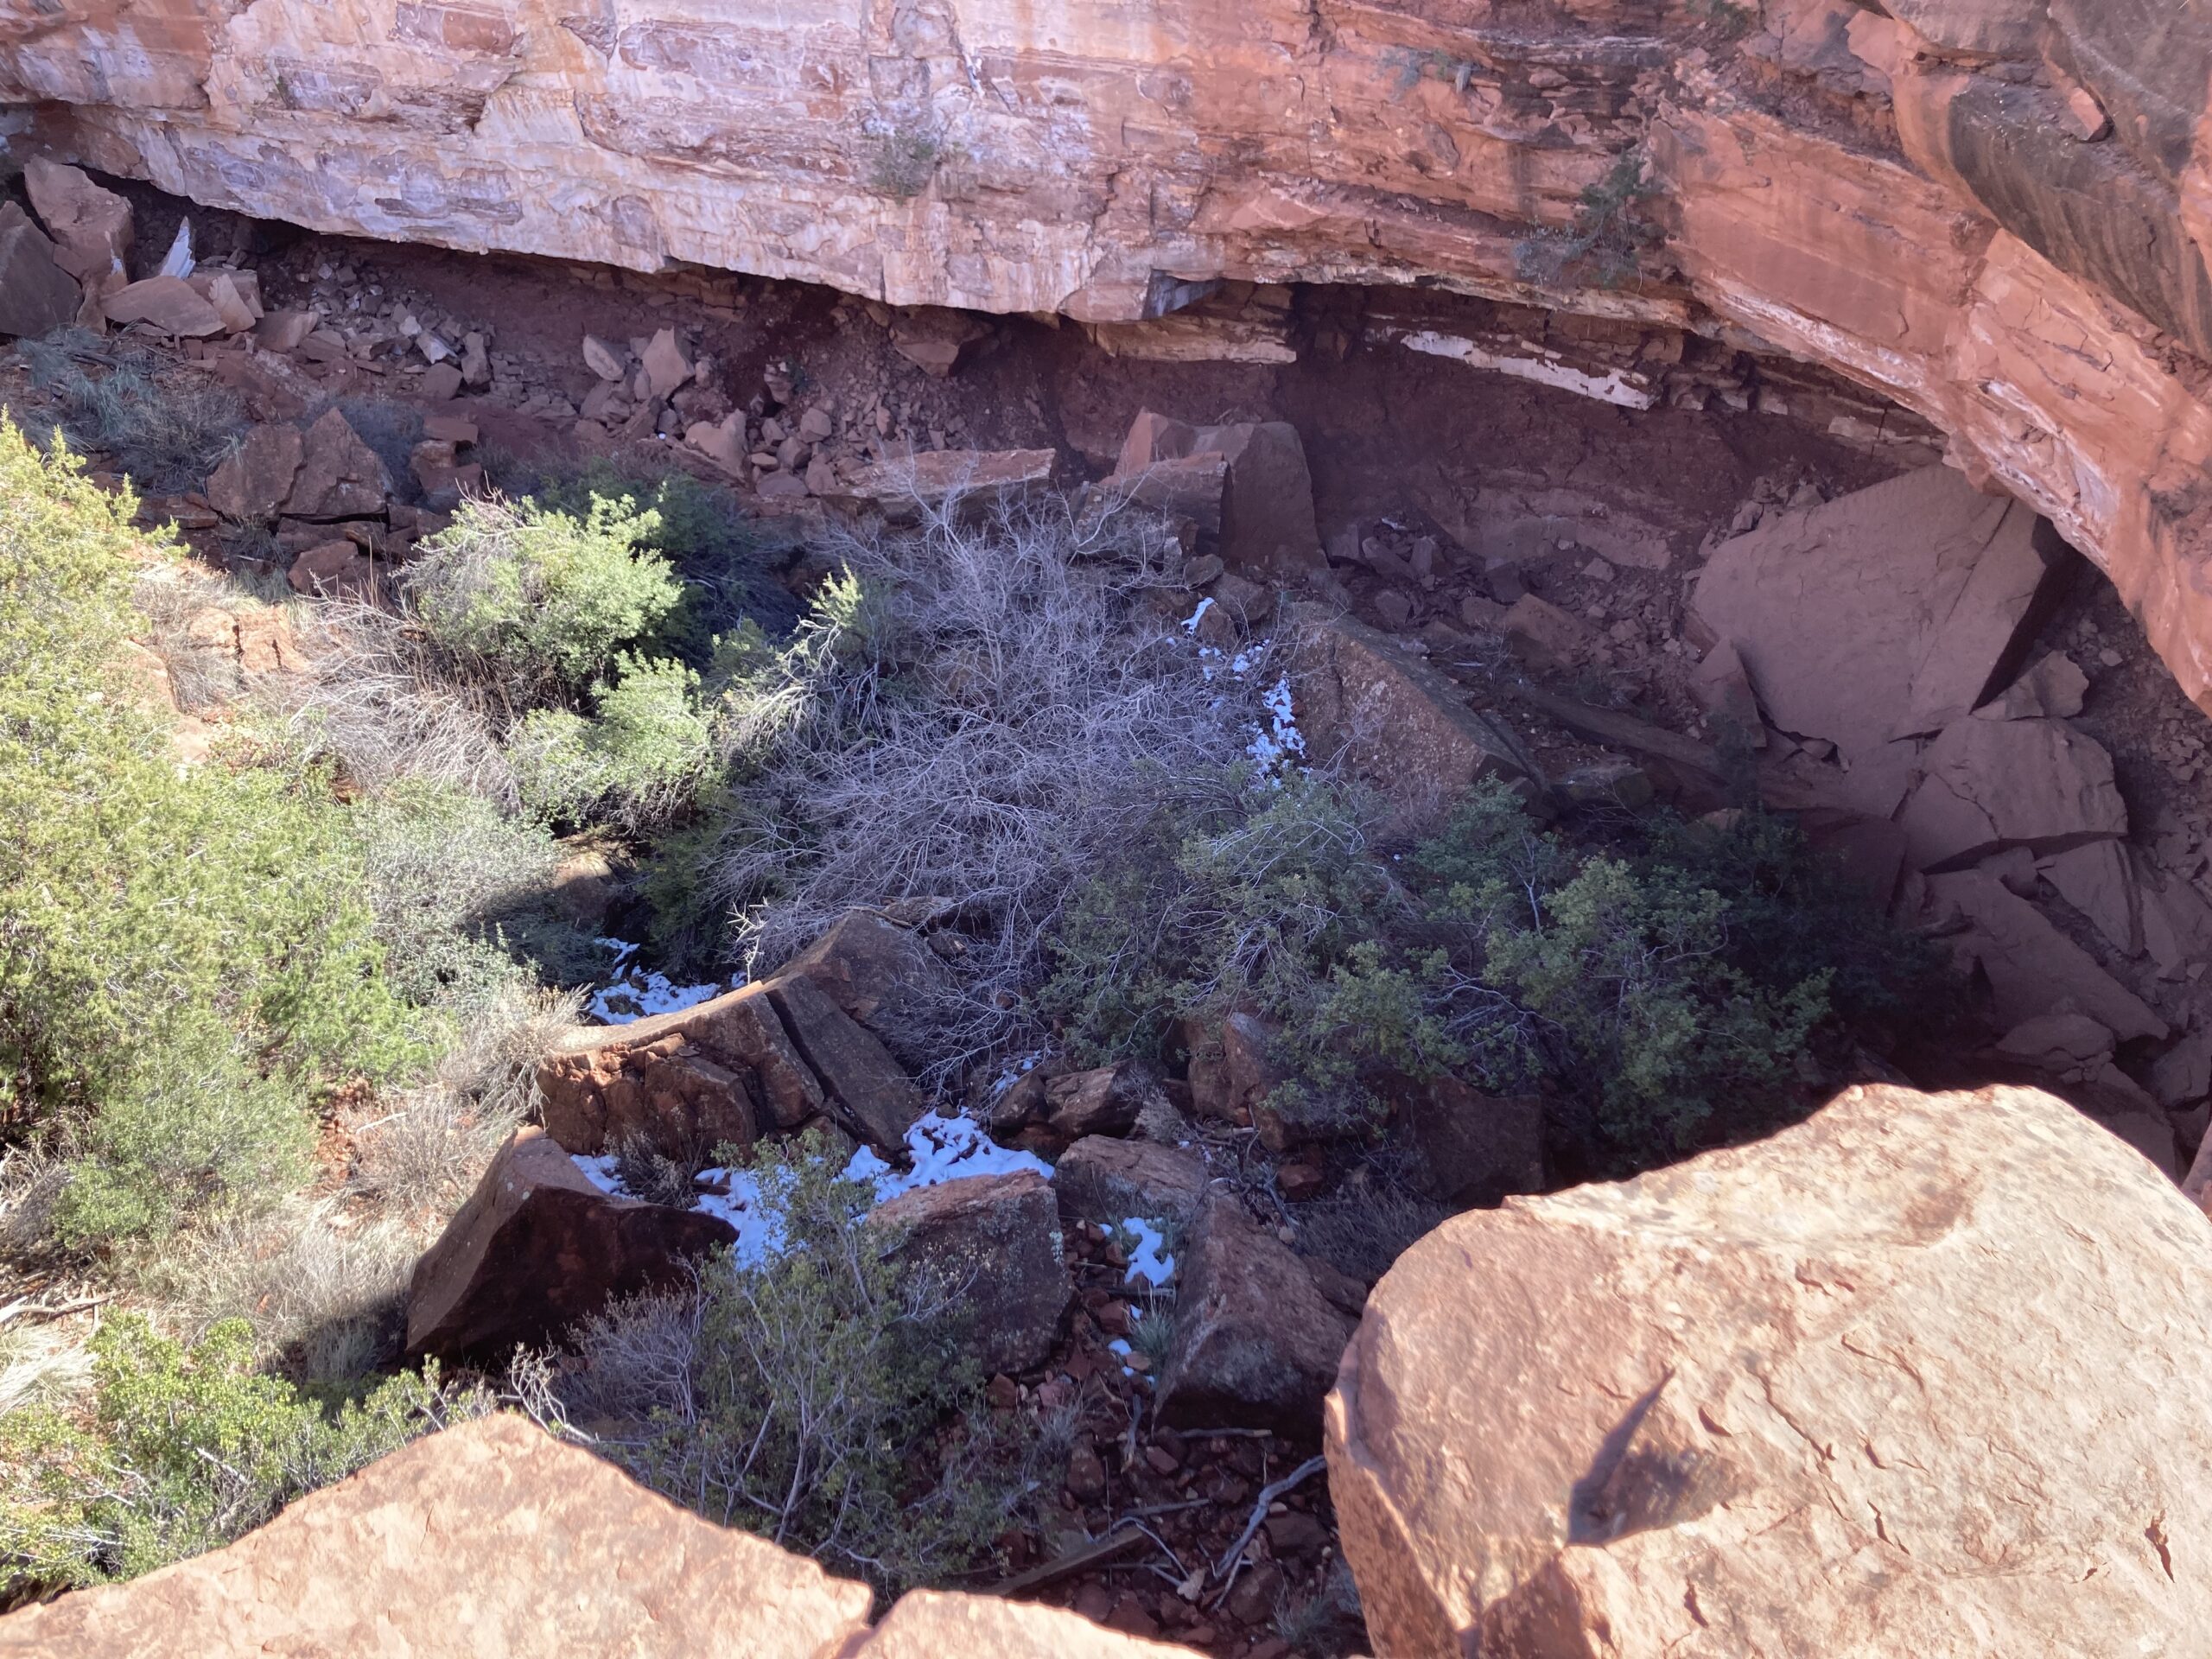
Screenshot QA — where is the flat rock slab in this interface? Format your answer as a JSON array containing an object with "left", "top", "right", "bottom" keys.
[
  {"left": 1116, "top": 411, "right": 1324, "bottom": 582},
  {"left": 22, "top": 156, "right": 132, "bottom": 281},
  {"left": 0, "top": 1417, "right": 1205, "bottom": 1656},
  {"left": 1897, "top": 715, "right": 2126, "bottom": 870},
  {"left": 825, "top": 448, "right": 1058, "bottom": 520},
  {"left": 404, "top": 1128, "right": 734, "bottom": 1359},
  {"left": 764, "top": 972, "right": 927, "bottom": 1150},
  {"left": 1929, "top": 868, "right": 2167, "bottom": 1040},
  {"left": 0, "top": 1415, "right": 872, "bottom": 1659},
  {"left": 1329, "top": 1083, "right": 2212, "bottom": 1657},
  {"left": 101, "top": 273, "right": 225, "bottom": 337},
  {"left": 1691, "top": 466, "right": 2073, "bottom": 817}
]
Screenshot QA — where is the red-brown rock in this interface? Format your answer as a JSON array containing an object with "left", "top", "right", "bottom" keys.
[
  {"left": 865, "top": 1169, "right": 1070, "bottom": 1375},
  {"left": 1159, "top": 1196, "right": 1355, "bottom": 1434},
  {"left": 0, "top": 1415, "right": 873, "bottom": 1659},
  {"left": 1400, "top": 1077, "right": 1546, "bottom": 1209},
  {"left": 537, "top": 980, "right": 819, "bottom": 1153},
  {"left": 283, "top": 407, "right": 393, "bottom": 520},
  {"left": 206, "top": 423, "right": 303, "bottom": 524},
  {"left": 0, "top": 203, "right": 84, "bottom": 340},
  {"left": 764, "top": 971, "right": 927, "bottom": 1150},
  {"left": 1054, "top": 1135, "right": 1211, "bottom": 1233},
  {"left": 779, "top": 906, "right": 956, "bottom": 1047},
  {"left": 21, "top": 156, "right": 132, "bottom": 282},
  {"left": 101, "top": 274, "right": 225, "bottom": 337},
  {"left": 1329, "top": 1084, "right": 2212, "bottom": 1657},
  {"left": 1897, "top": 716, "right": 2126, "bottom": 871},
  {"left": 404, "top": 1128, "right": 734, "bottom": 1359}
]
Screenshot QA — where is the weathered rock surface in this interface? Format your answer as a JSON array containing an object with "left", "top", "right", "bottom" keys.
[
  {"left": 1328, "top": 1083, "right": 2212, "bottom": 1658},
  {"left": 22, "top": 156, "right": 131, "bottom": 280},
  {"left": 100, "top": 273, "right": 225, "bottom": 336},
  {"left": 0, "top": 1415, "right": 874, "bottom": 1659},
  {"left": 1160, "top": 1196, "right": 1356, "bottom": 1435},
  {"left": 1053, "top": 1135, "right": 1211, "bottom": 1234},
  {"left": 765, "top": 971, "right": 927, "bottom": 1150},
  {"left": 0, "top": 1415, "right": 1205, "bottom": 1656},
  {"left": 824, "top": 448, "right": 1057, "bottom": 519},
  {"left": 1693, "top": 466, "right": 2072, "bottom": 817},
  {"left": 283, "top": 408, "right": 392, "bottom": 520},
  {"left": 1930, "top": 868, "right": 2169, "bottom": 1041},
  {"left": 205, "top": 423, "right": 303, "bottom": 524},
  {"left": 538, "top": 980, "right": 819, "bottom": 1152},
  {"left": 1400, "top": 1077, "right": 1546, "bottom": 1210},
  {"left": 404, "top": 1128, "right": 734, "bottom": 1359},
  {"left": 1115, "top": 413, "right": 1322, "bottom": 582},
  {"left": 1897, "top": 716, "right": 2126, "bottom": 871},
  {"left": 1291, "top": 608, "right": 1523, "bottom": 824},
  {"left": 779, "top": 906, "right": 955, "bottom": 1048},
  {"left": 0, "top": 202, "right": 83, "bottom": 340},
  {"left": 865, "top": 1169, "right": 1069, "bottom": 1375}
]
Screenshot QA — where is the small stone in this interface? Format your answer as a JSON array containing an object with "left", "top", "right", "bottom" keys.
[
  {"left": 418, "top": 362, "right": 464, "bottom": 401},
  {"left": 582, "top": 334, "right": 626, "bottom": 382}
]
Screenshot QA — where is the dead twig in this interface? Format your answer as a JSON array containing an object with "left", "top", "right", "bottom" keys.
[{"left": 1211, "top": 1453, "right": 1326, "bottom": 1581}]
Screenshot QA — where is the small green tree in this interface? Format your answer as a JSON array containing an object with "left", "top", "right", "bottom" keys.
[
  {"left": 0, "top": 1316, "right": 491, "bottom": 1596},
  {"left": 507, "top": 654, "right": 713, "bottom": 829},
  {"left": 408, "top": 496, "right": 683, "bottom": 699}
]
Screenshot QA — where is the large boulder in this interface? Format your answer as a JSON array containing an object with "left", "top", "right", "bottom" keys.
[
  {"left": 1054, "top": 1135, "right": 1211, "bottom": 1234},
  {"left": 0, "top": 203, "right": 85, "bottom": 340},
  {"left": 1159, "top": 1196, "right": 1356, "bottom": 1434},
  {"left": 0, "top": 1414, "right": 870, "bottom": 1659},
  {"left": 0, "top": 1417, "right": 1201, "bottom": 1656},
  {"left": 1896, "top": 715, "right": 2126, "bottom": 871},
  {"left": 404, "top": 1128, "right": 734, "bottom": 1360},
  {"left": 1328, "top": 1084, "right": 2212, "bottom": 1657},
  {"left": 1290, "top": 608, "right": 1524, "bottom": 825},
  {"left": 1929, "top": 869, "right": 2168, "bottom": 1041},
  {"left": 864, "top": 1169, "right": 1070, "bottom": 1374},
  {"left": 205, "top": 423, "right": 305, "bottom": 524},
  {"left": 283, "top": 408, "right": 393, "bottom": 520},
  {"left": 537, "top": 980, "right": 823, "bottom": 1155},
  {"left": 21, "top": 157, "right": 132, "bottom": 281},
  {"left": 779, "top": 906, "right": 956, "bottom": 1048},
  {"left": 1690, "top": 467, "right": 2074, "bottom": 817}
]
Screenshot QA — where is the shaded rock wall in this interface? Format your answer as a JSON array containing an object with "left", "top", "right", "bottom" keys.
[{"left": 5, "top": 1, "right": 2212, "bottom": 706}]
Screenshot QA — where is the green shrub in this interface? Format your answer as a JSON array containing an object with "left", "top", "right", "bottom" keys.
[
  {"left": 407, "top": 496, "right": 683, "bottom": 699},
  {"left": 568, "top": 1136, "right": 1037, "bottom": 1593},
  {"left": 0, "top": 423, "right": 423, "bottom": 1247},
  {"left": 1513, "top": 150, "right": 1667, "bottom": 290},
  {"left": 0, "top": 1315, "right": 492, "bottom": 1596},
  {"left": 507, "top": 654, "right": 713, "bottom": 830}
]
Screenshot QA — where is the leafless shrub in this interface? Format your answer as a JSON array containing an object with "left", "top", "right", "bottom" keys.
[
  {"left": 0, "top": 1317, "right": 96, "bottom": 1420},
  {"left": 558, "top": 1284, "right": 702, "bottom": 1428},
  {"left": 708, "top": 489, "right": 1266, "bottom": 1079},
  {"left": 260, "top": 599, "right": 517, "bottom": 803},
  {"left": 0, "top": 1147, "right": 70, "bottom": 1267}
]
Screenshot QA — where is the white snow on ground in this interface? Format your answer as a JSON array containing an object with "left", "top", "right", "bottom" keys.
[
  {"left": 1119, "top": 1217, "right": 1177, "bottom": 1288},
  {"left": 587, "top": 938, "right": 729, "bottom": 1024},
  {"left": 845, "top": 1111, "right": 1054, "bottom": 1202},
  {"left": 572, "top": 1112, "right": 1053, "bottom": 1266},
  {"left": 1246, "top": 675, "right": 1306, "bottom": 777}
]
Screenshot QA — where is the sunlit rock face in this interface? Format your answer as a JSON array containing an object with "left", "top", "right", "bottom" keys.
[{"left": 6, "top": 0, "right": 2211, "bottom": 704}]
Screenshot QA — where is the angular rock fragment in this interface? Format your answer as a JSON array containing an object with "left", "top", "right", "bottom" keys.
[
  {"left": 101, "top": 274, "right": 225, "bottom": 337},
  {"left": 764, "top": 972, "right": 926, "bottom": 1150},
  {"left": 1975, "top": 650, "right": 2088, "bottom": 720},
  {"left": 1692, "top": 467, "right": 2075, "bottom": 817},
  {"left": 1291, "top": 608, "right": 1523, "bottom": 823},
  {"left": 1045, "top": 1065, "right": 1148, "bottom": 1139},
  {"left": 1114, "top": 410, "right": 1324, "bottom": 581},
  {"left": 286, "top": 539, "right": 379, "bottom": 599},
  {"left": 283, "top": 409, "right": 393, "bottom": 520},
  {"left": 823, "top": 448, "right": 1057, "bottom": 520},
  {"left": 639, "top": 327, "right": 690, "bottom": 398},
  {"left": 1159, "top": 1197, "right": 1356, "bottom": 1434},
  {"left": 779, "top": 906, "right": 955, "bottom": 1048},
  {"left": 2041, "top": 838, "right": 2139, "bottom": 956},
  {"left": 1053, "top": 1135, "right": 1211, "bottom": 1234},
  {"left": 1328, "top": 1084, "right": 2212, "bottom": 1657},
  {"left": 1897, "top": 716, "right": 2126, "bottom": 870},
  {"left": 888, "top": 308, "right": 991, "bottom": 376},
  {"left": 22, "top": 157, "right": 132, "bottom": 281},
  {"left": 865, "top": 1169, "right": 1069, "bottom": 1374},
  {"left": 0, "top": 204, "right": 83, "bottom": 340},
  {"left": 206, "top": 423, "right": 304, "bottom": 524},
  {"left": 405, "top": 1129, "right": 736, "bottom": 1359},
  {"left": 2134, "top": 849, "right": 2212, "bottom": 981}
]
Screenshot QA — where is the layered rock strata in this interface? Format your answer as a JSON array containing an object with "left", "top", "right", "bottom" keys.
[{"left": 7, "top": 3, "right": 2212, "bottom": 703}]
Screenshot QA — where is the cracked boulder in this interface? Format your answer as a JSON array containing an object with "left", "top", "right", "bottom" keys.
[
  {"left": 404, "top": 1129, "right": 735, "bottom": 1360},
  {"left": 864, "top": 1170, "right": 1069, "bottom": 1375},
  {"left": 1897, "top": 715, "right": 2126, "bottom": 871},
  {"left": 1328, "top": 1084, "right": 2212, "bottom": 1657}
]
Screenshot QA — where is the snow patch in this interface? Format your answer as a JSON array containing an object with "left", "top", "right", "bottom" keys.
[
  {"left": 848, "top": 1111, "right": 1054, "bottom": 1203},
  {"left": 1119, "top": 1217, "right": 1177, "bottom": 1288},
  {"left": 587, "top": 938, "right": 729, "bottom": 1024}
]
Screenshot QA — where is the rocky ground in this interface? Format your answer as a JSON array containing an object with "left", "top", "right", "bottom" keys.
[{"left": 6, "top": 160, "right": 2212, "bottom": 1656}]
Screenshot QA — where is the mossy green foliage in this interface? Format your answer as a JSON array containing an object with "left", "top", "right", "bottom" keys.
[
  {"left": 0, "top": 1315, "right": 488, "bottom": 1597},
  {"left": 1046, "top": 773, "right": 1948, "bottom": 1170},
  {"left": 410, "top": 495, "right": 684, "bottom": 700},
  {"left": 0, "top": 423, "right": 424, "bottom": 1245},
  {"left": 597, "top": 1135, "right": 1031, "bottom": 1593}
]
